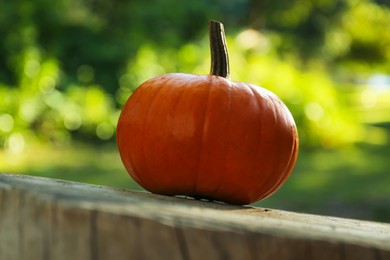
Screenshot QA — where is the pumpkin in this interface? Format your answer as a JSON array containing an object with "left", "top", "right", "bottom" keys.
[{"left": 116, "top": 20, "right": 299, "bottom": 205}]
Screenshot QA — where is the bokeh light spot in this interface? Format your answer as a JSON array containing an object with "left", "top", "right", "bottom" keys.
[
  {"left": 96, "top": 122, "right": 114, "bottom": 140},
  {"left": 360, "top": 89, "right": 377, "bottom": 108},
  {"left": 6, "top": 133, "right": 25, "bottom": 154},
  {"left": 39, "top": 76, "right": 56, "bottom": 93},
  {"left": 0, "top": 114, "right": 14, "bottom": 132},
  {"left": 236, "top": 29, "right": 269, "bottom": 51},
  {"left": 305, "top": 102, "right": 324, "bottom": 121},
  {"left": 24, "top": 59, "right": 41, "bottom": 78},
  {"left": 64, "top": 114, "right": 82, "bottom": 130}
]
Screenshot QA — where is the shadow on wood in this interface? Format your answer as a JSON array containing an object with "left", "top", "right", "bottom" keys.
[{"left": 0, "top": 173, "right": 389, "bottom": 259}]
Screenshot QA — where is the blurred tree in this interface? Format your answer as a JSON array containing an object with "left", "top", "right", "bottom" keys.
[
  {"left": 0, "top": 0, "right": 249, "bottom": 94},
  {"left": 249, "top": 0, "right": 347, "bottom": 57},
  {"left": 248, "top": 0, "right": 390, "bottom": 68}
]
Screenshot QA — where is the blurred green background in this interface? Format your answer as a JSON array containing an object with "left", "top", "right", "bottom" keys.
[{"left": 1, "top": 0, "right": 390, "bottom": 222}]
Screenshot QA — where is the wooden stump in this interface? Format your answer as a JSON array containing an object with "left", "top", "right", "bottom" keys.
[{"left": 0, "top": 173, "right": 389, "bottom": 259}]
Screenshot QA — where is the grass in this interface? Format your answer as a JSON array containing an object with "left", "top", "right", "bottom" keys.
[{"left": 1, "top": 140, "right": 390, "bottom": 223}]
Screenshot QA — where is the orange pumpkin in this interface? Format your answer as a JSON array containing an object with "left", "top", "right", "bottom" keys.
[{"left": 117, "top": 21, "right": 299, "bottom": 205}]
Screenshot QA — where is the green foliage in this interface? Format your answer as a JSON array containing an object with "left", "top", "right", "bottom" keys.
[
  {"left": 0, "top": 0, "right": 248, "bottom": 93},
  {"left": 0, "top": 63, "right": 117, "bottom": 149},
  {"left": 251, "top": 0, "right": 390, "bottom": 66}
]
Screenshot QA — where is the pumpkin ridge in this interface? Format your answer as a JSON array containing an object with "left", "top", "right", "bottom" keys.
[
  {"left": 264, "top": 93, "right": 295, "bottom": 200},
  {"left": 172, "top": 77, "right": 206, "bottom": 195},
  {"left": 250, "top": 85, "right": 279, "bottom": 201},
  {"left": 161, "top": 77, "right": 189, "bottom": 193},
  {"left": 264, "top": 124, "right": 299, "bottom": 198},
  {"left": 231, "top": 83, "right": 263, "bottom": 204},
  {"left": 213, "top": 82, "right": 263, "bottom": 204},
  {"left": 259, "top": 141, "right": 297, "bottom": 201},
  {"left": 208, "top": 79, "right": 234, "bottom": 200},
  {"left": 256, "top": 95, "right": 298, "bottom": 201},
  {"left": 272, "top": 103, "right": 299, "bottom": 195},
  {"left": 257, "top": 94, "right": 286, "bottom": 200},
  {"left": 193, "top": 76, "right": 213, "bottom": 196},
  {"left": 244, "top": 83, "right": 276, "bottom": 203},
  {"left": 117, "top": 86, "right": 150, "bottom": 189},
  {"left": 137, "top": 80, "right": 168, "bottom": 190}
]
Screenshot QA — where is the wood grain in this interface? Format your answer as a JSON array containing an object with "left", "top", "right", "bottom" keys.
[{"left": 0, "top": 173, "right": 389, "bottom": 260}]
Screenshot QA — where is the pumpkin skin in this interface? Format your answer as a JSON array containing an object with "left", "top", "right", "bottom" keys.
[{"left": 117, "top": 72, "right": 299, "bottom": 205}]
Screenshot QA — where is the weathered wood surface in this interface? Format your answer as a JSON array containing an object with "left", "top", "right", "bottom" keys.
[{"left": 0, "top": 173, "right": 389, "bottom": 260}]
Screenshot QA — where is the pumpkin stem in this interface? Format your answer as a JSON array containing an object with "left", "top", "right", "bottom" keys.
[{"left": 209, "top": 20, "right": 230, "bottom": 79}]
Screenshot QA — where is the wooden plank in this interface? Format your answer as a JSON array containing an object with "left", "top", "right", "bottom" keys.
[
  {"left": 0, "top": 182, "right": 20, "bottom": 260},
  {"left": 95, "top": 212, "right": 184, "bottom": 259},
  {"left": 0, "top": 173, "right": 389, "bottom": 260}
]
